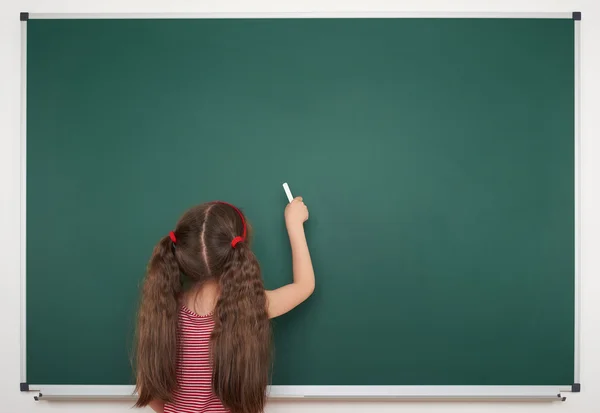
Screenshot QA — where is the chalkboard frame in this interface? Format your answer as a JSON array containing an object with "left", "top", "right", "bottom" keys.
[{"left": 18, "top": 11, "right": 581, "bottom": 401}]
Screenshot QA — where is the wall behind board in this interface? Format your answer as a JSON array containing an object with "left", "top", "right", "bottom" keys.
[{"left": 0, "top": 0, "right": 598, "bottom": 412}]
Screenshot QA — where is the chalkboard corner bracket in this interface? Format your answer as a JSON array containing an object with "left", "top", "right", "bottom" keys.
[
  {"left": 20, "top": 12, "right": 29, "bottom": 21},
  {"left": 571, "top": 383, "right": 581, "bottom": 392},
  {"left": 20, "top": 382, "right": 29, "bottom": 392},
  {"left": 572, "top": 11, "right": 582, "bottom": 20}
]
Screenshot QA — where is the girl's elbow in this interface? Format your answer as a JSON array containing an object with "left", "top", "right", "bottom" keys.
[{"left": 305, "top": 282, "right": 315, "bottom": 298}]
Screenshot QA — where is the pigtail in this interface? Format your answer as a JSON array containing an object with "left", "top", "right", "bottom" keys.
[
  {"left": 134, "top": 235, "right": 181, "bottom": 407},
  {"left": 211, "top": 243, "right": 271, "bottom": 413}
]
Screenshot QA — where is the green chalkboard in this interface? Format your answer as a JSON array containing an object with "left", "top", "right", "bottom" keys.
[{"left": 26, "top": 17, "right": 575, "bottom": 387}]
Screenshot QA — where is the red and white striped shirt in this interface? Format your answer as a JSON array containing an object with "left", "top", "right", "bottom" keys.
[{"left": 164, "top": 306, "right": 229, "bottom": 413}]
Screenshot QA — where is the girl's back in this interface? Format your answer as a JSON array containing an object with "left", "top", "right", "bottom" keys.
[{"left": 165, "top": 306, "right": 227, "bottom": 413}]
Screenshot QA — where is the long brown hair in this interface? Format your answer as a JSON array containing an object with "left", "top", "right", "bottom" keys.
[{"left": 134, "top": 202, "right": 271, "bottom": 413}]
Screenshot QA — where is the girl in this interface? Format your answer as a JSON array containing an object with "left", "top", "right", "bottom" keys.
[{"left": 134, "top": 197, "right": 314, "bottom": 413}]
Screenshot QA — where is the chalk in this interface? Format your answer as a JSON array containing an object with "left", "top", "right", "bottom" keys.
[{"left": 282, "top": 183, "right": 294, "bottom": 203}]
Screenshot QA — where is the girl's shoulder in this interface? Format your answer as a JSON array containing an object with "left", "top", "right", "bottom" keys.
[{"left": 180, "top": 303, "right": 213, "bottom": 320}]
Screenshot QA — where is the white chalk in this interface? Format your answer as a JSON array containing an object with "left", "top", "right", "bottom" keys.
[{"left": 282, "top": 182, "right": 294, "bottom": 203}]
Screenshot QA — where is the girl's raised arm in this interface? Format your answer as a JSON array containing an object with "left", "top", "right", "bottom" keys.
[{"left": 266, "top": 197, "right": 315, "bottom": 319}]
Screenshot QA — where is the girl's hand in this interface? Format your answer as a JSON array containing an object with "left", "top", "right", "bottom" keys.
[{"left": 285, "top": 197, "right": 309, "bottom": 227}]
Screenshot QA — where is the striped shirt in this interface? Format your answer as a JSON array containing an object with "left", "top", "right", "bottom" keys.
[{"left": 164, "top": 305, "right": 229, "bottom": 413}]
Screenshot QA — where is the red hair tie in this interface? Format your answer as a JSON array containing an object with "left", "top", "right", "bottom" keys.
[
  {"left": 169, "top": 231, "right": 177, "bottom": 244},
  {"left": 218, "top": 202, "right": 247, "bottom": 248}
]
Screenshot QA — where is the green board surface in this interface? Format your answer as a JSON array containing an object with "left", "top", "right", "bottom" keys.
[{"left": 26, "top": 18, "right": 575, "bottom": 386}]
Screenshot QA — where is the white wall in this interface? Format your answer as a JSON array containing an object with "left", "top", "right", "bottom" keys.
[{"left": 1, "top": 0, "right": 598, "bottom": 412}]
